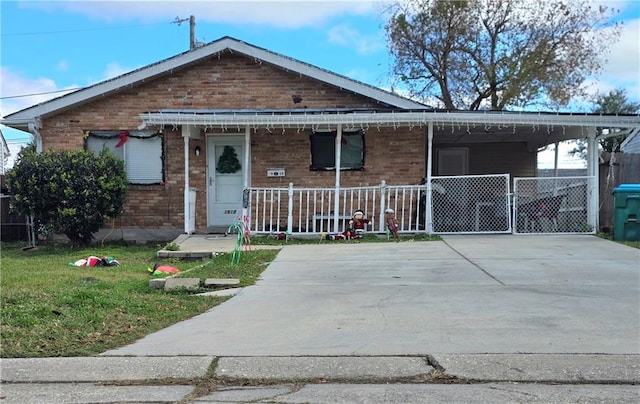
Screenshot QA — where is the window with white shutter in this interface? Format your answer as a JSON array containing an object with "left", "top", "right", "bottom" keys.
[{"left": 85, "top": 130, "right": 164, "bottom": 184}]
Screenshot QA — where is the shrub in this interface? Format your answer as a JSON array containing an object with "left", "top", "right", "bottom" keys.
[{"left": 6, "top": 146, "right": 128, "bottom": 247}]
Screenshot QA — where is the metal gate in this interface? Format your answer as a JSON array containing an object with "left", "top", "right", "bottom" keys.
[
  {"left": 430, "top": 174, "right": 511, "bottom": 234},
  {"left": 513, "top": 176, "right": 596, "bottom": 234}
]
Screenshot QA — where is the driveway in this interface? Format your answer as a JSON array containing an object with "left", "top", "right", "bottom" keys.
[{"left": 104, "top": 235, "right": 639, "bottom": 357}]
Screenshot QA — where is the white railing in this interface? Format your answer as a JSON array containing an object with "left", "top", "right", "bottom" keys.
[{"left": 246, "top": 181, "right": 428, "bottom": 235}]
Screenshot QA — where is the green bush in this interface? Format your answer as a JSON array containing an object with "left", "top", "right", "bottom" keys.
[{"left": 6, "top": 146, "right": 128, "bottom": 247}]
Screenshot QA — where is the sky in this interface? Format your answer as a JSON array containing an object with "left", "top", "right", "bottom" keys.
[{"left": 1, "top": 0, "right": 639, "bottom": 169}]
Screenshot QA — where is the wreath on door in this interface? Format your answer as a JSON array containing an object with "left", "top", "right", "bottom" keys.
[{"left": 216, "top": 146, "right": 242, "bottom": 173}]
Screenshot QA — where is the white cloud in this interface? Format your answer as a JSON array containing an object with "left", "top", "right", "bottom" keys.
[
  {"left": 327, "top": 23, "right": 385, "bottom": 55},
  {"left": 21, "top": 0, "right": 380, "bottom": 29},
  {"left": 598, "top": 17, "right": 640, "bottom": 99},
  {"left": 567, "top": 16, "right": 639, "bottom": 111},
  {"left": 0, "top": 67, "right": 77, "bottom": 117}
]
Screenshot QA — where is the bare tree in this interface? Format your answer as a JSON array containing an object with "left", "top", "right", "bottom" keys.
[{"left": 385, "top": 0, "right": 621, "bottom": 110}]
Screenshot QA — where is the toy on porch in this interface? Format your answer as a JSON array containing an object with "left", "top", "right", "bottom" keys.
[
  {"left": 348, "top": 209, "right": 370, "bottom": 238},
  {"left": 385, "top": 208, "right": 400, "bottom": 240}
]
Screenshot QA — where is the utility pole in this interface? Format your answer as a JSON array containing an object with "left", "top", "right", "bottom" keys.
[
  {"left": 189, "top": 15, "right": 195, "bottom": 50},
  {"left": 173, "top": 15, "right": 196, "bottom": 50}
]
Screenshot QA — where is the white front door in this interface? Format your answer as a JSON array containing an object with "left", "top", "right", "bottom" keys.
[{"left": 207, "top": 135, "right": 245, "bottom": 228}]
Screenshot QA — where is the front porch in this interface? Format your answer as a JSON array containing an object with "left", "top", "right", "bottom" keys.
[{"left": 138, "top": 109, "right": 639, "bottom": 237}]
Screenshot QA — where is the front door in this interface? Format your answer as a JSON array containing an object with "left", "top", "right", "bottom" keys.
[{"left": 207, "top": 135, "right": 245, "bottom": 228}]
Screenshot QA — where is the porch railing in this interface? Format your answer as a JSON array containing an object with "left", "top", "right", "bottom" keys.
[{"left": 245, "top": 174, "right": 513, "bottom": 236}]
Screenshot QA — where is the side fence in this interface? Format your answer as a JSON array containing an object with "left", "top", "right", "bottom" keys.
[{"left": 599, "top": 152, "right": 640, "bottom": 232}]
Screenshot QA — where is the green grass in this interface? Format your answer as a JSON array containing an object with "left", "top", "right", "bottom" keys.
[
  {"left": 597, "top": 232, "right": 640, "bottom": 249},
  {"left": 0, "top": 242, "right": 278, "bottom": 358}
]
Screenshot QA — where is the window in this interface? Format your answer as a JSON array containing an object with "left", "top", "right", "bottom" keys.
[
  {"left": 310, "top": 129, "right": 364, "bottom": 170},
  {"left": 85, "top": 130, "right": 164, "bottom": 184}
]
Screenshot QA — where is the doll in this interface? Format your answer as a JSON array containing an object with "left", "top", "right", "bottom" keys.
[
  {"left": 385, "top": 208, "right": 399, "bottom": 239},
  {"left": 349, "top": 209, "right": 370, "bottom": 238}
]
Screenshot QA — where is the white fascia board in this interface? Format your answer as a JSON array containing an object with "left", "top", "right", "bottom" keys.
[{"left": 141, "top": 110, "right": 640, "bottom": 129}]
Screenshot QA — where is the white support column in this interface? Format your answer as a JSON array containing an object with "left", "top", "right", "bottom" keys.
[
  {"left": 183, "top": 134, "right": 190, "bottom": 234},
  {"left": 242, "top": 125, "right": 251, "bottom": 221},
  {"left": 553, "top": 141, "right": 559, "bottom": 177},
  {"left": 379, "top": 180, "right": 386, "bottom": 232},
  {"left": 333, "top": 124, "right": 342, "bottom": 234},
  {"left": 586, "top": 128, "right": 599, "bottom": 232},
  {"left": 425, "top": 122, "right": 434, "bottom": 234},
  {"left": 287, "top": 183, "right": 294, "bottom": 234}
]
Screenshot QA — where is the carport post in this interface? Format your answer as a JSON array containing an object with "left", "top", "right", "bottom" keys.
[
  {"left": 425, "top": 121, "right": 434, "bottom": 234},
  {"left": 587, "top": 128, "right": 599, "bottom": 232},
  {"left": 333, "top": 124, "right": 342, "bottom": 234},
  {"left": 183, "top": 133, "right": 191, "bottom": 234}
]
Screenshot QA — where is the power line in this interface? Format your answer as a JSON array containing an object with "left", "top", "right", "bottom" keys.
[
  {"left": 1, "top": 21, "right": 173, "bottom": 37},
  {"left": 0, "top": 88, "right": 83, "bottom": 100}
]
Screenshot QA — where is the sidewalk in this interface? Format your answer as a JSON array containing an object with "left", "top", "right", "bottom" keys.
[
  {"left": 2, "top": 235, "right": 639, "bottom": 403},
  {"left": 2, "top": 354, "right": 639, "bottom": 403}
]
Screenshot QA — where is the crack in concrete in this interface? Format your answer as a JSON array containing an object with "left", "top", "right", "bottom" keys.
[{"left": 441, "top": 239, "right": 506, "bottom": 285}]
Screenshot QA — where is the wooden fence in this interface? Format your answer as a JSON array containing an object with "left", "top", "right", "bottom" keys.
[{"left": 599, "top": 152, "right": 640, "bottom": 232}]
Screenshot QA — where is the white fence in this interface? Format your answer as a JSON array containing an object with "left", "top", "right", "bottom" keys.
[{"left": 246, "top": 174, "right": 594, "bottom": 236}]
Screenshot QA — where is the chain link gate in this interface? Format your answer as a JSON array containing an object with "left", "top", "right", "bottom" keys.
[
  {"left": 513, "top": 176, "right": 595, "bottom": 234},
  {"left": 430, "top": 174, "right": 511, "bottom": 234}
]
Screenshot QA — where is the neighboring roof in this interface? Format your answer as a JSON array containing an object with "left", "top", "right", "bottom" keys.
[
  {"left": 620, "top": 128, "right": 640, "bottom": 154},
  {"left": 0, "top": 129, "right": 9, "bottom": 157},
  {"left": 0, "top": 129, "right": 10, "bottom": 175},
  {"left": 2, "top": 36, "right": 427, "bottom": 130}
]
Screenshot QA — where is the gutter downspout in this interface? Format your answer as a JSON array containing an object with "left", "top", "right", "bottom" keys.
[{"left": 28, "top": 119, "right": 43, "bottom": 153}]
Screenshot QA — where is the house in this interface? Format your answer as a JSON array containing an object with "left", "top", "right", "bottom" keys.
[
  {"left": 3, "top": 37, "right": 640, "bottom": 240},
  {"left": 0, "top": 129, "right": 9, "bottom": 176},
  {"left": 620, "top": 128, "right": 640, "bottom": 154}
]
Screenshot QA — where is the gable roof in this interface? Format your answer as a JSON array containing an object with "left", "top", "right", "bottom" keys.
[
  {"left": 620, "top": 128, "right": 640, "bottom": 154},
  {"left": 2, "top": 36, "right": 426, "bottom": 130}
]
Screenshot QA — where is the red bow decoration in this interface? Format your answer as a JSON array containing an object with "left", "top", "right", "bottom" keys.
[{"left": 115, "top": 130, "right": 129, "bottom": 147}]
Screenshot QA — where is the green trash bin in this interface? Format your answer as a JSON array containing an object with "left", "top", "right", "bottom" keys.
[{"left": 612, "top": 184, "right": 640, "bottom": 241}]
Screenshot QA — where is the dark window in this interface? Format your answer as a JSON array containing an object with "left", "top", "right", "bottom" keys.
[{"left": 310, "top": 130, "right": 364, "bottom": 171}]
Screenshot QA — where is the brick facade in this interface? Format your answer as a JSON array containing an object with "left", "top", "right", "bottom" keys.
[{"left": 38, "top": 52, "right": 427, "bottom": 232}]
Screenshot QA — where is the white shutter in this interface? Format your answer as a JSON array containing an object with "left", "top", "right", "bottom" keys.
[
  {"left": 86, "top": 137, "right": 124, "bottom": 159},
  {"left": 125, "top": 137, "right": 162, "bottom": 184}
]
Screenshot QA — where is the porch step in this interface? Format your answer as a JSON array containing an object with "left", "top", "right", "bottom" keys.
[{"left": 204, "top": 278, "right": 240, "bottom": 287}]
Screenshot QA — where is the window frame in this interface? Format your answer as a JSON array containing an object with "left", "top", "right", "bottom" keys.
[
  {"left": 310, "top": 129, "right": 365, "bottom": 171},
  {"left": 85, "top": 130, "right": 165, "bottom": 185}
]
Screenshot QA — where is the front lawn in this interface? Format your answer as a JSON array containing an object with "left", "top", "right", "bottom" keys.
[{"left": 0, "top": 242, "right": 278, "bottom": 358}]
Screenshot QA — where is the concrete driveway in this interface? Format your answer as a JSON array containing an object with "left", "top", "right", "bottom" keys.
[{"left": 104, "top": 235, "right": 639, "bottom": 357}]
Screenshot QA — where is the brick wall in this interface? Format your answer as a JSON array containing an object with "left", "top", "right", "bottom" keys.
[{"left": 39, "top": 52, "right": 425, "bottom": 231}]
